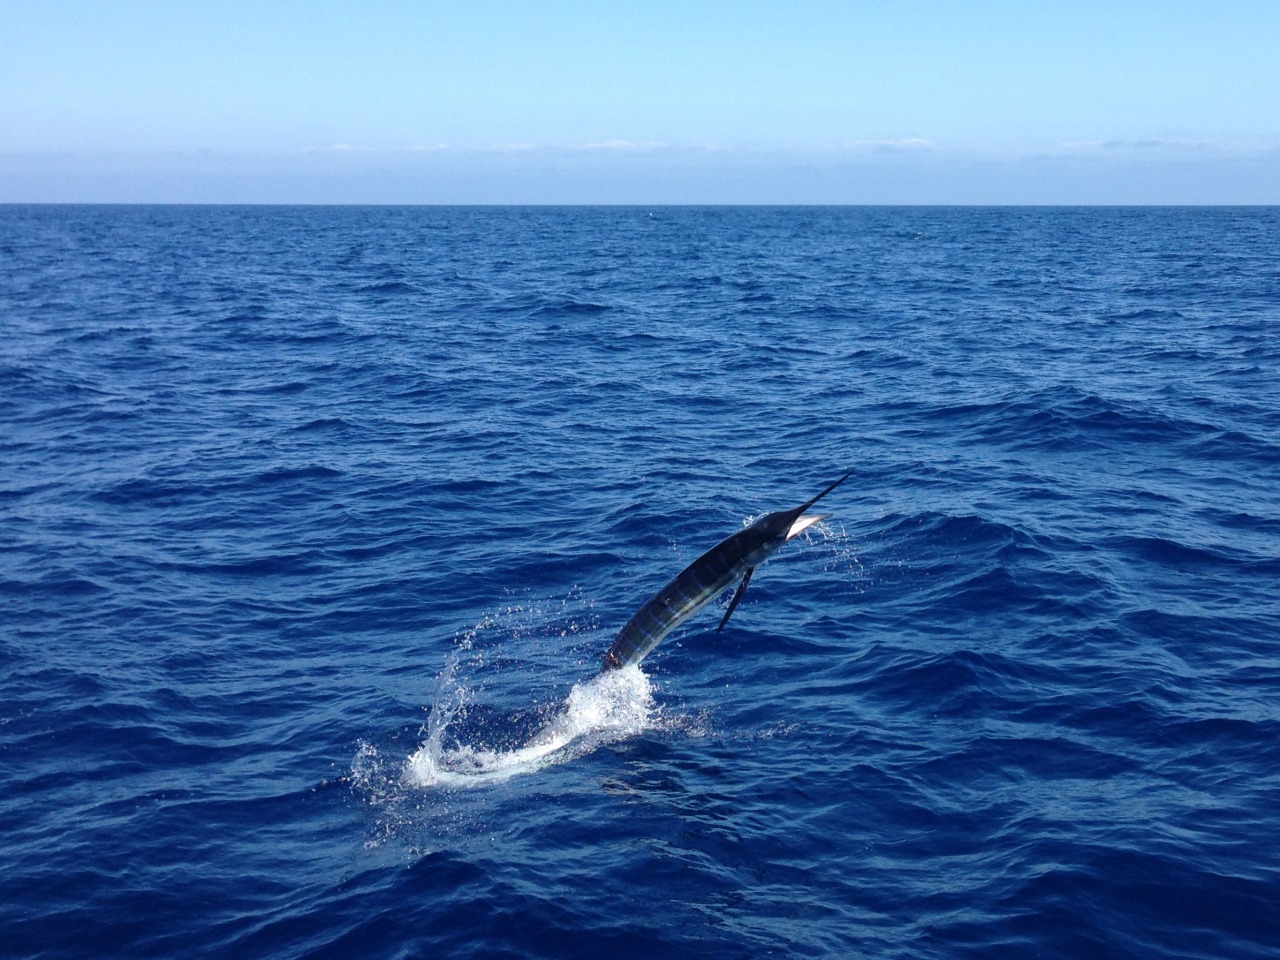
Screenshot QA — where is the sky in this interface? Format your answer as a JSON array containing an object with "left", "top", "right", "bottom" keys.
[{"left": 3, "top": 0, "right": 1279, "bottom": 203}]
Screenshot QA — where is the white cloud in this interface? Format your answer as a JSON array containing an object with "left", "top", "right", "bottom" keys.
[
  {"left": 578, "top": 139, "right": 668, "bottom": 151},
  {"left": 838, "top": 137, "right": 936, "bottom": 151},
  {"left": 1058, "top": 138, "right": 1208, "bottom": 152}
]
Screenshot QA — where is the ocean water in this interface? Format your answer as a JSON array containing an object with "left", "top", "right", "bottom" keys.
[{"left": 2, "top": 204, "right": 1278, "bottom": 959}]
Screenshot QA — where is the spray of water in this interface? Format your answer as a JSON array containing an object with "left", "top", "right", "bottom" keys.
[
  {"left": 362, "top": 524, "right": 856, "bottom": 797},
  {"left": 403, "top": 663, "right": 654, "bottom": 788},
  {"left": 350, "top": 527, "right": 857, "bottom": 855}
]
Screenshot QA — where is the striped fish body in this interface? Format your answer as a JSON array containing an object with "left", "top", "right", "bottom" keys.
[
  {"left": 601, "top": 520, "right": 783, "bottom": 670},
  {"left": 600, "top": 471, "right": 849, "bottom": 672}
]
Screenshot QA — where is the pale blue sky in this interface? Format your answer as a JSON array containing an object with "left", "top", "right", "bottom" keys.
[{"left": 3, "top": 1, "right": 1278, "bottom": 202}]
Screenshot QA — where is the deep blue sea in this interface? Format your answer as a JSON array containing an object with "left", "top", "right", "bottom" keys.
[{"left": 2, "top": 205, "right": 1278, "bottom": 959}]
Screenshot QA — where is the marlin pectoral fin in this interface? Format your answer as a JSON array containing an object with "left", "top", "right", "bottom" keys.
[{"left": 716, "top": 567, "right": 755, "bottom": 633}]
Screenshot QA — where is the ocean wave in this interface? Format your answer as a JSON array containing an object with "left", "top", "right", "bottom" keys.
[{"left": 3, "top": 205, "right": 1278, "bottom": 959}]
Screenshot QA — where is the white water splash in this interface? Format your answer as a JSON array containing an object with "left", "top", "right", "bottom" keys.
[{"left": 403, "top": 664, "right": 654, "bottom": 789}]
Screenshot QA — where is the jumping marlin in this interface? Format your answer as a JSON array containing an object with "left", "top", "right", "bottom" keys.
[{"left": 601, "top": 472, "right": 851, "bottom": 671}]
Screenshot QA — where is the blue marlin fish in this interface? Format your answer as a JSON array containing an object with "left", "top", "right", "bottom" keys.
[{"left": 601, "top": 472, "right": 851, "bottom": 671}]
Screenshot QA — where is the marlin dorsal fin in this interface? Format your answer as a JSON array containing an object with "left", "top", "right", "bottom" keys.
[{"left": 716, "top": 567, "right": 755, "bottom": 632}]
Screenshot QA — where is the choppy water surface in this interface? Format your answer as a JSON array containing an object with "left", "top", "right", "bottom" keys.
[{"left": 2, "top": 205, "right": 1278, "bottom": 959}]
